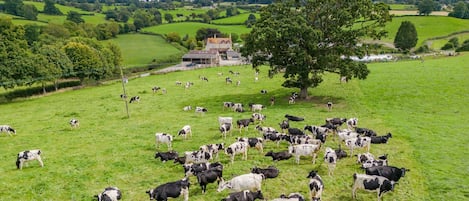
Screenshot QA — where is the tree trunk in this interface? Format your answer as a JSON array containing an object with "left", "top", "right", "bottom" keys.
[
  {"left": 300, "top": 87, "right": 308, "bottom": 99},
  {"left": 54, "top": 80, "right": 58, "bottom": 91},
  {"left": 42, "top": 83, "right": 46, "bottom": 95}
]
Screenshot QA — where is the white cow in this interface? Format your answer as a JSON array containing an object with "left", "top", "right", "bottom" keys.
[
  {"left": 155, "top": 133, "right": 173, "bottom": 150},
  {"left": 288, "top": 144, "right": 321, "bottom": 164},
  {"left": 177, "top": 125, "right": 192, "bottom": 140},
  {"left": 217, "top": 173, "right": 263, "bottom": 192},
  {"left": 0, "top": 125, "right": 16, "bottom": 136},
  {"left": 16, "top": 149, "right": 44, "bottom": 170},
  {"left": 307, "top": 170, "right": 324, "bottom": 201},
  {"left": 95, "top": 187, "right": 122, "bottom": 201},
  {"left": 345, "top": 136, "right": 371, "bottom": 157},
  {"left": 324, "top": 147, "right": 338, "bottom": 176}
]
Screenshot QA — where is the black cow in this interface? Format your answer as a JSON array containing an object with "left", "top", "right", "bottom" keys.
[
  {"left": 236, "top": 118, "right": 254, "bottom": 132},
  {"left": 251, "top": 166, "right": 279, "bottom": 179},
  {"left": 334, "top": 145, "right": 348, "bottom": 159},
  {"left": 221, "top": 190, "right": 264, "bottom": 201},
  {"left": 197, "top": 166, "right": 223, "bottom": 194},
  {"left": 355, "top": 127, "right": 377, "bottom": 137},
  {"left": 365, "top": 166, "right": 409, "bottom": 182},
  {"left": 288, "top": 128, "right": 305, "bottom": 136},
  {"left": 146, "top": 178, "right": 190, "bottom": 201},
  {"left": 285, "top": 114, "right": 304, "bottom": 122},
  {"left": 265, "top": 150, "right": 292, "bottom": 161},
  {"left": 95, "top": 187, "right": 122, "bottom": 201},
  {"left": 370, "top": 133, "right": 393, "bottom": 144},
  {"left": 154, "top": 151, "right": 179, "bottom": 162},
  {"left": 174, "top": 156, "right": 186, "bottom": 164},
  {"left": 352, "top": 174, "right": 395, "bottom": 201},
  {"left": 325, "top": 118, "right": 346, "bottom": 127}
]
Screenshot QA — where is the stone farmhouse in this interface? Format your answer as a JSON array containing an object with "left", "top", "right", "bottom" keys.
[{"left": 181, "top": 36, "right": 241, "bottom": 66}]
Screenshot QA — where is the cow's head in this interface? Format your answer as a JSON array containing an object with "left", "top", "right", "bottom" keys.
[
  {"left": 254, "top": 190, "right": 264, "bottom": 200},
  {"left": 217, "top": 179, "right": 231, "bottom": 192},
  {"left": 401, "top": 167, "right": 410, "bottom": 177},
  {"left": 216, "top": 143, "right": 225, "bottom": 150},
  {"left": 307, "top": 170, "right": 318, "bottom": 179},
  {"left": 146, "top": 189, "right": 156, "bottom": 200},
  {"left": 378, "top": 180, "right": 395, "bottom": 197}
]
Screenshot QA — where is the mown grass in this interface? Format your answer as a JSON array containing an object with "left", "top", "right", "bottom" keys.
[
  {"left": 1, "top": 54, "right": 467, "bottom": 200},
  {"left": 141, "top": 22, "right": 251, "bottom": 38},
  {"left": 105, "top": 33, "right": 184, "bottom": 67}
]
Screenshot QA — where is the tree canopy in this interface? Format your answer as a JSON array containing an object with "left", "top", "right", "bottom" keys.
[
  {"left": 242, "top": 0, "right": 391, "bottom": 98},
  {"left": 394, "top": 21, "right": 418, "bottom": 53}
]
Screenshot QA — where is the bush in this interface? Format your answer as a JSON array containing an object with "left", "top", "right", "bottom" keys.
[
  {"left": 415, "top": 44, "right": 431, "bottom": 54},
  {"left": 456, "top": 39, "right": 469, "bottom": 52}
]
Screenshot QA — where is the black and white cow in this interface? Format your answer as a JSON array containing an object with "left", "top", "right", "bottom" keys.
[
  {"left": 152, "top": 86, "right": 161, "bottom": 93},
  {"left": 120, "top": 94, "right": 127, "bottom": 99},
  {"left": 236, "top": 118, "right": 254, "bottom": 133},
  {"left": 307, "top": 170, "right": 324, "bottom": 201},
  {"left": 95, "top": 187, "right": 122, "bottom": 201},
  {"left": 361, "top": 154, "right": 388, "bottom": 169},
  {"left": 271, "top": 193, "right": 305, "bottom": 201},
  {"left": 195, "top": 106, "right": 208, "bottom": 114},
  {"left": 226, "top": 77, "right": 233, "bottom": 84},
  {"left": 225, "top": 141, "right": 249, "bottom": 164},
  {"left": 304, "top": 125, "right": 329, "bottom": 137},
  {"left": 182, "top": 162, "right": 210, "bottom": 177},
  {"left": 250, "top": 104, "right": 265, "bottom": 112},
  {"left": 335, "top": 145, "right": 348, "bottom": 159},
  {"left": 345, "top": 136, "right": 371, "bottom": 156},
  {"left": 219, "top": 123, "right": 232, "bottom": 139},
  {"left": 146, "top": 178, "right": 190, "bottom": 201},
  {"left": 217, "top": 173, "right": 263, "bottom": 192},
  {"left": 338, "top": 129, "right": 359, "bottom": 142},
  {"left": 69, "top": 119, "right": 79, "bottom": 129},
  {"left": 251, "top": 166, "right": 279, "bottom": 179},
  {"left": 347, "top": 117, "right": 358, "bottom": 130},
  {"left": 260, "top": 89, "right": 268, "bottom": 94},
  {"left": 155, "top": 133, "right": 173, "bottom": 150},
  {"left": 370, "top": 133, "right": 392, "bottom": 144},
  {"left": 356, "top": 152, "right": 376, "bottom": 164},
  {"left": 223, "top": 102, "right": 235, "bottom": 110},
  {"left": 365, "top": 166, "right": 409, "bottom": 182},
  {"left": 325, "top": 118, "right": 347, "bottom": 127},
  {"left": 221, "top": 190, "right": 264, "bottom": 201},
  {"left": 288, "top": 144, "right": 321, "bottom": 164},
  {"left": 284, "top": 135, "right": 321, "bottom": 146},
  {"left": 236, "top": 137, "right": 264, "bottom": 153},
  {"left": 196, "top": 166, "right": 223, "bottom": 194},
  {"left": 232, "top": 103, "right": 244, "bottom": 112},
  {"left": 288, "top": 128, "right": 305, "bottom": 136},
  {"left": 352, "top": 174, "right": 395, "bottom": 201},
  {"left": 16, "top": 149, "right": 44, "bottom": 169},
  {"left": 263, "top": 132, "right": 285, "bottom": 147},
  {"left": 0, "top": 125, "right": 16, "bottom": 136},
  {"left": 355, "top": 127, "right": 377, "bottom": 137},
  {"left": 256, "top": 125, "right": 277, "bottom": 134},
  {"left": 279, "top": 120, "right": 290, "bottom": 132},
  {"left": 251, "top": 113, "right": 266, "bottom": 123},
  {"left": 184, "top": 150, "right": 212, "bottom": 164},
  {"left": 324, "top": 147, "right": 338, "bottom": 176},
  {"left": 154, "top": 151, "right": 179, "bottom": 162},
  {"left": 129, "top": 96, "right": 140, "bottom": 103},
  {"left": 285, "top": 114, "right": 304, "bottom": 122},
  {"left": 265, "top": 150, "right": 292, "bottom": 162},
  {"left": 183, "top": 106, "right": 192, "bottom": 111},
  {"left": 199, "top": 143, "right": 225, "bottom": 160},
  {"left": 177, "top": 125, "right": 192, "bottom": 140}
]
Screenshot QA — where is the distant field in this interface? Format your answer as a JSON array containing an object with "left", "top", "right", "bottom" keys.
[
  {"left": 390, "top": 10, "right": 449, "bottom": 16},
  {"left": 212, "top": 12, "right": 260, "bottom": 24},
  {"left": 141, "top": 22, "right": 251, "bottom": 38},
  {"left": 388, "top": 3, "right": 417, "bottom": 10},
  {"left": 105, "top": 33, "right": 184, "bottom": 67},
  {"left": 428, "top": 33, "right": 469, "bottom": 49}
]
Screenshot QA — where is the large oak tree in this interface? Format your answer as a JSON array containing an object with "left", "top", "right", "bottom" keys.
[{"left": 242, "top": 0, "right": 391, "bottom": 98}]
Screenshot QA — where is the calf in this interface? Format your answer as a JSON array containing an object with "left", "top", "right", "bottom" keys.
[
  {"left": 251, "top": 113, "right": 266, "bottom": 123},
  {"left": 16, "top": 149, "right": 44, "bottom": 169},
  {"left": 324, "top": 147, "right": 338, "bottom": 176},
  {"left": 146, "top": 178, "right": 190, "bottom": 201},
  {"left": 347, "top": 117, "right": 358, "bottom": 130},
  {"left": 279, "top": 120, "right": 290, "bottom": 132},
  {"left": 356, "top": 152, "right": 375, "bottom": 164},
  {"left": 365, "top": 166, "right": 409, "bottom": 182},
  {"left": 352, "top": 174, "right": 395, "bottom": 201},
  {"left": 0, "top": 125, "right": 16, "bottom": 136},
  {"left": 220, "top": 123, "right": 232, "bottom": 139},
  {"left": 221, "top": 190, "right": 264, "bottom": 201},
  {"left": 288, "top": 144, "right": 321, "bottom": 164},
  {"left": 225, "top": 141, "right": 249, "bottom": 164},
  {"left": 236, "top": 137, "right": 264, "bottom": 153},
  {"left": 177, "top": 125, "right": 192, "bottom": 140},
  {"left": 184, "top": 150, "right": 212, "bottom": 164},
  {"left": 195, "top": 106, "right": 208, "bottom": 114},
  {"left": 250, "top": 104, "right": 265, "bottom": 112},
  {"left": 155, "top": 151, "right": 179, "bottom": 162},
  {"left": 265, "top": 150, "right": 292, "bottom": 162},
  {"left": 199, "top": 143, "right": 225, "bottom": 160},
  {"left": 345, "top": 136, "right": 371, "bottom": 157},
  {"left": 271, "top": 193, "right": 305, "bottom": 201},
  {"left": 217, "top": 173, "right": 263, "bottom": 192},
  {"left": 251, "top": 166, "right": 279, "bottom": 179},
  {"left": 370, "top": 133, "right": 392, "bottom": 144},
  {"left": 129, "top": 96, "right": 140, "bottom": 103},
  {"left": 197, "top": 166, "right": 223, "bottom": 193},
  {"left": 285, "top": 114, "right": 304, "bottom": 122},
  {"left": 237, "top": 118, "right": 254, "bottom": 133},
  {"left": 95, "top": 187, "right": 122, "bottom": 201},
  {"left": 155, "top": 133, "right": 173, "bottom": 150},
  {"left": 307, "top": 170, "right": 324, "bottom": 201},
  {"left": 69, "top": 119, "right": 79, "bottom": 129},
  {"left": 361, "top": 157, "right": 388, "bottom": 169}
]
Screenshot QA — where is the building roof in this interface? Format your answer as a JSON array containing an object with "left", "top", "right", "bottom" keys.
[
  {"left": 182, "top": 50, "right": 219, "bottom": 59},
  {"left": 206, "top": 38, "right": 232, "bottom": 45}
]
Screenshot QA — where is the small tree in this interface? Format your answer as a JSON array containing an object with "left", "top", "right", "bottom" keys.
[
  {"left": 164, "top": 13, "right": 173, "bottom": 23},
  {"left": 66, "top": 11, "right": 84, "bottom": 24},
  {"left": 394, "top": 21, "right": 418, "bottom": 53},
  {"left": 418, "top": 0, "right": 435, "bottom": 16},
  {"left": 43, "top": 0, "right": 62, "bottom": 15}
]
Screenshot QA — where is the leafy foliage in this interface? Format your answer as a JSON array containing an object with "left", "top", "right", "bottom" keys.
[{"left": 394, "top": 21, "right": 418, "bottom": 52}]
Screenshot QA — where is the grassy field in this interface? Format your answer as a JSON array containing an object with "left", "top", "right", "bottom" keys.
[
  {"left": 388, "top": 4, "right": 417, "bottom": 10},
  {"left": 141, "top": 22, "right": 251, "bottom": 38},
  {"left": 0, "top": 53, "right": 467, "bottom": 200},
  {"left": 427, "top": 32, "right": 469, "bottom": 49},
  {"left": 105, "top": 33, "right": 184, "bottom": 67},
  {"left": 211, "top": 13, "right": 260, "bottom": 24}
]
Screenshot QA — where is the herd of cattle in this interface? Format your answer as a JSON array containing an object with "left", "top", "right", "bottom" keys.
[{"left": 3, "top": 69, "right": 409, "bottom": 201}]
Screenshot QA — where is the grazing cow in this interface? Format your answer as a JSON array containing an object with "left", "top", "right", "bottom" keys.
[
  {"left": 0, "top": 125, "right": 16, "bottom": 136},
  {"left": 218, "top": 116, "right": 233, "bottom": 126},
  {"left": 251, "top": 113, "right": 266, "bottom": 123},
  {"left": 288, "top": 144, "right": 321, "bottom": 164},
  {"left": 95, "top": 187, "right": 122, "bottom": 201},
  {"left": 221, "top": 190, "right": 264, "bottom": 201},
  {"left": 325, "top": 118, "right": 347, "bottom": 127},
  {"left": 284, "top": 135, "right": 321, "bottom": 146},
  {"left": 270, "top": 96, "right": 275, "bottom": 106},
  {"left": 195, "top": 106, "right": 208, "bottom": 114},
  {"left": 327, "top": 101, "right": 333, "bottom": 111},
  {"left": 217, "top": 173, "right": 263, "bottom": 192},
  {"left": 223, "top": 102, "right": 235, "bottom": 110},
  {"left": 347, "top": 117, "right": 358, "bottom": 130},
  {"left": 129, "top": 96, "right": 140, "bottom": 103},
  {"left": 120, "top": 94, "right": 127, "bottom": 99},
  {"left": 184, "top": 150, "right": 212, "bottom": 164},
  {"left": 365, "top": 166, "right": 410, "bottom": 182},
  {"left": 177, "top": 125, "right": 192, "bottom": 140},
  {"left": 304, "top": 125, "right": 329, "bottom": 137},
  {"left": 279, "top": 120, "right": 290, "bottom": 132},
  {"left": 361, "top": 155, "right": 388, "bottom": 169},
  {"left": 285, "top": 114, "right": 304, "bottom": 122},
  {"left": 370, "top": 133, "right": 392, "bottom": 144},
  {"left": 265, "top": 150, "right": 292, "bottom": 162},
  {"left": 185, "top": 82, "right": 194, "bottom": 89},
  {"left": 146, "top": 178, "right": 190, "bottom": 201},
  {"left": 355, "top": 127, "right": 377, "bottom": 137},
  {"left": 288, "top": 96, "right": 296, "bottom": 104},
  {"left": 236, "top": 80, "right": 241, "bottom": 86},
  {"left": 69, "top": 119, "right": 79, "bottom": 129},
  {"left": 356, "top": 152, "right": 375, "bottom": 164},
  {"left": 256, "top": 125, "right": 277, "bottom": 134},
  {"left": 152, "top": 86, "right": 161, "bottom": 93},
  {"left": 345, "top": 136, "right": 371, "bottom": 156},
  {"left": 271, "top": 193, "right": 305, "bottom": 201},
  {"left": 200, "top": 76, "right": 208, "bottom": 82},
  {"left": 182, "top": 162, "right": 209, "bottom": 177},
  {"left": 155, "top": 151, "right": 179, "bottom": 163},
  {"left": 219, "top": 123, "right": 232, "bottom": 139},
  {"left": 260, "top": 89, "right": 268, "bottom": 94},
  {"left": 174, "top": 156, "right": 186, "bottom": 165},
  {"left": 324, "top": 147, "right": 338, "bottom": 176},
  {"left": 199, "top": 143, "right": 225, "bottom": 160},
  {"left": 226, "top": 77, "right": 233, "bottom": 84},
  {"left": 263, "top": 132, "right": 285, "bottom": 147},
  {"left": 340, "top": 76, "right": 348, "bottom": 83},
  {"left": 352, "top": 174, "right": 395, "bottom": 201},
  {"left": 307, "top": 170, "right": 324, "bottom": 201},
  {"left": 288, "top": 128, "right": 305, "bottom": 136},
  {"left": 16, "top": 149, "right": 44, "bottom": 169},
  {"left": 320, "top": 122, "right": 338, "bottom": 133},
  {"left": 250, "top": 104, "right": 265, "bottom": 112},
  {"left": 251, "top": 166, "right": 279, "bottom": 179},
  {"left": 155, "top": 133, "right": 173, "bottom": 150},
  {"left": 335, "top": 145, "right": 348, "bottom": 159},
  {"left": 236, "top": 118, "right": 254, "bottom": 132},
  {"left": 236, "top": 137, "right": 264, "bottom": 153},
  {"left": 175, "top": 81, "right": 182, "bottom": 86},
  {"left": 197, "top": 166, "right": 223, "bottom": 193},
  {"left": 338, "top": 129, "right": 359, "bottom": 142},
  {"left": 183, "top": 106, "right": 192, "bottom": 111},
  {"left": 225, "top": 141, "right": 249, "bottom": 164}
]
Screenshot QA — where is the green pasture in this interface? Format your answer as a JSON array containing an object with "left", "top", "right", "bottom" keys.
[
  {"left": 427, "top": 32, "right": 469, "bottom": 50},
  {"left": 106, "top": 33, "right": 184, "bottom": 67},
  {"left": 211, "top": 13, "right": 260, "bottom": 25},
  {"left": 388, "top": 4, "right": 417, "bottom": 10},
  {"left": 141, "top": 22, "right": 251, "bottom": 38},
  {"left": 0, "top": 53, "right": 467, "bottom": 200}
]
